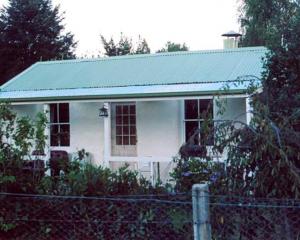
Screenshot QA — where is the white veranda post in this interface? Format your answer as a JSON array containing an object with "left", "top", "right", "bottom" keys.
[
  {"left": 103, "top": 102, "right": 111, "bottom": 168},
  {"left": 246, "top": 96, "right": 253, "bottom": 125},
  {"left": 43, "top": 104, "right": 51, "bottom": 175}
]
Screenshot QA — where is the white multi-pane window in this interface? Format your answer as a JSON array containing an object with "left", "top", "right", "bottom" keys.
[
  {"left": 115, "top": 104, "right": 137, "bottom": 146},
  {"left": 50, "top": 103, "right": 70, "bottom": 147},
  {"left": 184, "top": 99, "right": 214, "bottom": 145}
]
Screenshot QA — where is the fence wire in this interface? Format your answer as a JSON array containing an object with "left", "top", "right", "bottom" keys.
[
  {"left": 0, "top": 193, "right": 299, "bottom": 240},
  {"left": 0, "top": 193, "right": 193, "bottom": 240},
  {"left": 210, "top": 195, "right": 300, "bottom": 240}
]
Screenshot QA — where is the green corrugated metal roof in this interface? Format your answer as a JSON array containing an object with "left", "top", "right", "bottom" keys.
[{"left": 1, "top": 47, "right": 267, "bottom": 92}]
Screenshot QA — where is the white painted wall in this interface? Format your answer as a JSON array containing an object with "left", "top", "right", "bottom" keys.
[
  {"left": 45, "top": 102, "right": 105, "bottom": 165},
  {"left": 11, "top": 104, "right": 45, "bottom": 160},
  {"left": 13, "top": 104, "right": 43, "bottom": 120},
  {"left": 10, "top": 97, "right": 247, "bottom": 173},
  {"left": 68, "top": 102, "right": 104, "bottom": 165},
  {"left": 136, "top": 100, "right": 182, "bottom": 159},
  {"left": 212, "top": 97, "right": 247, "bottom": 161},
  {"left": 12, "top": 102, "right": 104, "bottom": 165},
  {"left": 214, "top": 97, "right": 247, "bottom": 123}
]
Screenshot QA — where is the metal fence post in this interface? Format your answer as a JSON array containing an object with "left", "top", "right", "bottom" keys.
[{"left": 192, "top": 184, "right": 212, "bottom": 240}]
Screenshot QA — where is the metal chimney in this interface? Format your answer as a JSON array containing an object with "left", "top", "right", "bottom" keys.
[{"left": 222, "top": 31, "right": 242, "bottom": 49}]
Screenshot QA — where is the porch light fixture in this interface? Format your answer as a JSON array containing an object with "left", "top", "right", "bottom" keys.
[{"left": 99, "top": 105, "right": 109, "bottom": 117}]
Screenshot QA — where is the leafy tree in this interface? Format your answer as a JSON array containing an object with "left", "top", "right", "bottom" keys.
[
  {"left": 101, "top": 34, "right": 150, "bottom": 56},
  {"left": 0, "top": 0, "right": 76, "bottom": 85},
  {"left": 173, "top": 8, "right": 300, "bottom": 198},
  {"left": 174, "top": 75, "right": 299, "bottom": 198},
  {"left": 239, "top": 0, "right": 299, "bottom": 47},
  {"left": 157, "top": 41, "right": 188, "bottom": 53},
  {"left": 101, "top": 35, "right": 132, "bottom": 56},
  {"left": 236, "top": 11, "right": 300, "bottom": 198},
  {"left": 100, "top": 36, "right": 119, "bottom": 57},
  {"left": 135, "top": 37, "right": 150, "bottom": 54},
  {"left": 210, "top": 0, "right": 300, "bottom": 199},
  {"left": 116, "top": 34, "right": 132, "bottom": 56}
]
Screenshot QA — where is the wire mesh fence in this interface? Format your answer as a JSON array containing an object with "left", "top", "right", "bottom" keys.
[
  {"left": 0, "top": 191, "right": 299, "bottom": 240},
  {"left": 210, "top": 195, "right": 300, "bottom": 240},
  {"left": 0, "top": 193, "right": 193, "bottom": 240}
]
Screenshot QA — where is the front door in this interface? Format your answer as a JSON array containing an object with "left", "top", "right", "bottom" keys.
[{"left": 111, "top": 102, "right": 137, "bottom": 157}]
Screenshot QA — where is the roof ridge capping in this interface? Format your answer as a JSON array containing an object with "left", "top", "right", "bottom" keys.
[{"left": 36, "top": 46, "right": 267, "bottom": 65}]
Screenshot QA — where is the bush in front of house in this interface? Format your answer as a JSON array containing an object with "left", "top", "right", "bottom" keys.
[
  {"left": 170, "top": 156, "right": 227, "bottom": 195},
  {"left": 0, "top": 102, "right": 169, "bottom": 196},
  {"left": 0, "top": 102, "right": 192, "bottom": 238},
  {"left": 0, "top": 102, "right": 47, "bottom": 194},
  {"left": 37, "top": 160, "right": 169, "bottom": 196}
]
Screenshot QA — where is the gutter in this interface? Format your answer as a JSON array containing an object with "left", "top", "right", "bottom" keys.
[{"left": 0, "top": 82, "right": 251, "bottom": 104}]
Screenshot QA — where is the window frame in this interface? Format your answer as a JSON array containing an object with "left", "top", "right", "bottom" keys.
[
  {"left": 115, "top": 103, "right": 137, "bottom": 146},
  {"left": 49, "top": 103, "right": 70, "bottom": 147},
  {"left": 184, "top": 99, "right": 214, "bottom": 145}
]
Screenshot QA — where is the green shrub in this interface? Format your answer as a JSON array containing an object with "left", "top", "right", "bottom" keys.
[
  {"left": 39, "top": 161, "right": 168, "bottom": 196},
  {"left": 0, "top": 102, "right": 47, "bottom": 193},
  {"left": 170, "top": 156, "right": 226, "bottom": 194}
]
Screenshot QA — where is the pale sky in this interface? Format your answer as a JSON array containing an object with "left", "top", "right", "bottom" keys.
[{"left": 0, "top": 0, "right": 241, "bottom": 56}]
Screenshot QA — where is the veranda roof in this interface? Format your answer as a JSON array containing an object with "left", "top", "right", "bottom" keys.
[{"left": 0, "top": 46, "right": 267, "bottom": 102}]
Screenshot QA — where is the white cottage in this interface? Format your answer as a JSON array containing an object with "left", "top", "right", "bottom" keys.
[{"left": 0, "top": 46, "right": 266, "bottom": 182}]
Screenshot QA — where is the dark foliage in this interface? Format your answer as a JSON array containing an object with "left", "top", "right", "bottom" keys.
[
  {"left": 173, "top": 20, "right": 300, "bottom": 197},
  {"left": 0, "top": 0, "right": 77, "bottom": 85},
  {"left": 0, "top": 103, "right": 47, "bottom": 193},
  {"left": 157, "top": 41, "right": 188, "bottom": 53},
  {"left": 239, "top": 0, "right": 299, "bottom": 47},
  {"left": 135, "top": 37, "right": 151, "bottom": 55},
  {"left": 101, "top": 34, "right": 150, "bottom": 56},
  {"left": 0, "top": 193, "right": 193, "bottom": 239},
  {"left": 233, "top": 8, "right": 300, "bottom": 198}
]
